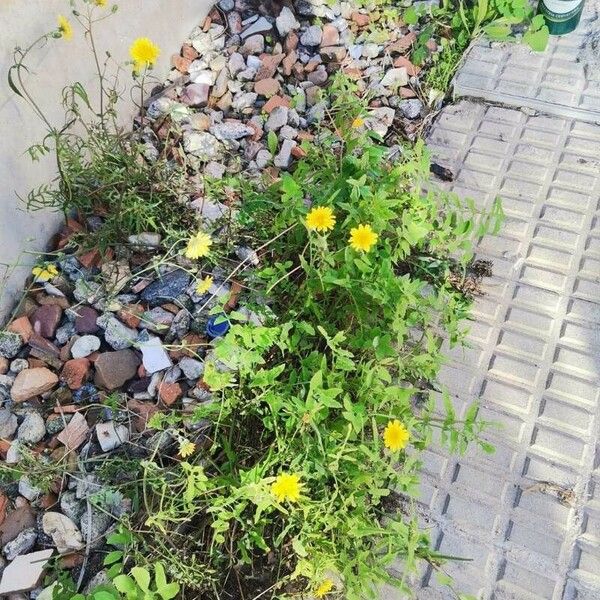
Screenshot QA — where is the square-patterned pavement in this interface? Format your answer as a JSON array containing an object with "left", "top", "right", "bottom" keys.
[{"left": 395, "top": 100, "right": 600, "bottom": 600}]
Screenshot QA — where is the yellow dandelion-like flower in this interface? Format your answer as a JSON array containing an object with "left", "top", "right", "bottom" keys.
[
  {"left": 383, "top": 419, "right": 410, "bottom": 452},
  {"left": 32, "top": 264, "right": 59, "bottom": 282},
  {"left": 129, "top": 37, "right": 161, "bottom": 71},
  {"left": 185, "top": 231, "right": 213, "bottom": 260},
  {"left": 94, "top": 0, "right": 108, "bottom": 6},
  {"left": 179, "top": 439, "right": 196, "bottom": 458},
  {"left": 315, "top": 579, "right": 334, "bottom": 598},
  {"left": 351, "top": 117, "right": 365, "bottom": 129},
  {"left": 306, "top": 206, "right": 336, "bottom": 233},
  {"left": 57, "top": 15, "right": 73, "bottom": 41},
  {"left": 348, "top": 224, "right": 378, "bottom": 252},
  {"left": 271, "top": 473, "right": 302, "bottom": 503},
  {"left": 196, "top": 275, "right": 214, "bottom": 295}
]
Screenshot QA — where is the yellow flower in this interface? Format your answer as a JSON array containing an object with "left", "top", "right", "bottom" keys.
[
  {"left": 129, "top": 37, "right": 161, "bottom": 71},
  {"left": 352, "top": 117, "right": 364, "bottom": 128},
  {"left": 185, "top": 231, "right": 213, "bottom": 260},
  {"left": 196, "top": 275, "right": 214, "bottom": 295},
  {"left": 306, "top": 206, "right": 336, "bottom": 233},
  {"left": 57, "top": 15, "right": 73, "bottom": 41},
  {"left": 94, "top": 0, "right": 107, "bottom": 6},
  {"left": 179, "top": 439, "right": 196, "bottom": 458},
  {"left": 383, "top": 420, "right": 410, "bottom": 452},
  {"left": 32, "top": 264, "right": 59, "bottom": 282},
  {"left": 271, "top": 473, "right": 302, "bottom": 503},
  {"left": 315, "top": 579, "right": 334, "bottom": 598},
  {"left": 348, "top": 224, "right": 378, "bottom": 252}
]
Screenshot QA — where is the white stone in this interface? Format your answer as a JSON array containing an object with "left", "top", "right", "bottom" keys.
[
  {"left": 139, "top": 335, "right": 172, "bottom": 374},
  {"left": 42, "top": 512, "right": 85, "bottom": 554},
  {"left": 380, "top": 67, "right": 409, "bottom": 88},
  {"left": 0, "top": 549, "right": 53, "bottom": 594},
  {"left": 71, "top": 334, "right": 101, "bottom": 358},
  {"left": 276, "top": 7, "right": 300, "bottom": 36},
  {"left": 96, "top": 421, "right": 130, "bottom": 452}
]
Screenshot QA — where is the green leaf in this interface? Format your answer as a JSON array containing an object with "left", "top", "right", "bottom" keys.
[
  {"left": 523, "top": 23, "right": 549, "bottom": 52},
  {"left": 103, "top": 550, "right": 123, "bottom": 566},
  {"left": 267, "top": 130, "right": 278, "bottom": 155},
  {"left": 154, "top": 562, "right": 167, "bottom": 591},
  {"left": 93, "top": 592, "right": 118, "bottom": 600},
  {"left": 113, "top": 575, "right": 137, "bottom": 597},
  {"left": 404, "top": 6, "right": 419, "bottom": 24},
  {"left": 131, "top": 567, "right": 151, "bottom": 593},
  {"left": 157, "top": 583, "right": 180, "bottom": 600}
]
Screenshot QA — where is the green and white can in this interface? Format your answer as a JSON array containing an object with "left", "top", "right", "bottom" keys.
[{"left": 538, "top": 0, "right": 585, "bottom": 35}]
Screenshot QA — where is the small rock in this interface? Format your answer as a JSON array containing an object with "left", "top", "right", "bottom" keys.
[
  {"left": 0, "top": 357, "right": 8, "bottom": 374},
  {"left": 127, "top": 233, "right": 162, "bottom": 248},
  {"left": 0, "top": 549, "right": 53, "bottom": 595},
  {"left": 0, "top": 410, "right": 18, "bottom": 440},
  {"left": 54, "top": 322, "right": 76, "bottom": 345},
  {"left": 73, "top": 279, "right": 103, "bottom": 305},
  {"left": 72, "top": 382, "right": 99, "bottom": 404},
  {"left": 94, "top": 350, "right": 140, "bottom": 391},
  {"left": 95, "top": 421, "right": 130, "bottom": 452},
  {"left": 141, "top": 270, "right": 191, "bottom": 308},
  {"left": 276, "top": 6, "right": 300, "bottom": 36},
  {"left": 61, "top": 358, "right": 90, "bottom": 390},
  {"left": 59, "top": 492, "right": 85, "bottom": 524},
  {"left": 11, "top": 368, "right": 58, "bottom": 403},
  {"left": 255, "top": 149, "right": 272, "bottom": 168},
  {"left": 142, "top": 307, "right": 174, "bottom": 333},
  {"left": 320, "top": 46, "right": 346, "bottom": 63},
  {"left": 42, "top": 512, "right": 84, "bottom": 555},
  {"left": 138, "top": 332, "right": 173, "bottom": 374},
  {"left": 0, "top": 506, "right": 35, "bottom": 546},
  {"left": 265, "top": 106, "right": 289, "bottom": 131},
  {"left": 300, "top": 25, "right": 322, "bottom": 47},
  {"left": 254, "top": 78, "right": 280, "bottom": 97},
  {"left": 204, "top": 161, "right": 226, "bottom": 179},
  {"left": 96, "top": 315, "right": 137, "bottom": 350},
  {"left": 228, "top": 52, "right": 246, "bottom": 76},
  {"left": 191, "top": 197, "right": 232, "bottom": 224},
  {"left": 241, "top": 16, "right": 272, "bottom": 39},
  {"left": 321, "top": 23, "right": 340, "bottom": 46},
  {"left": 274, "top": 139, "right": 297, "bottom": 169},
  {"left": 351, "top": 11, "right": 370, "bottom": 26},
  {"left": 158, "top": 381, "right": 183, "bottom": 407},
  {"left": 380, "top": 67, "right": 409, "bottom": 88},
  {"left": 17, "top": 412, "right": 45, "bottom": 444},
  {"left": 218, "top": 0, "right": 234, "bottom": 10},
  {"left": 181, "top": 83, "right": 211, "bottom": 107},
  {"left": 398, "top": 98, "right": 424, "bottom": 119},
  {"left": 210, "top": 121, "right": 254, "bottom": 140},
  {"left": 30, "top": 305, "right": 62, "bottom": 339},
  {"left": 3, "top": 528, "right": 36, "bottom": 561},
  {"left": 80, "top": 506, "right": 113, "bottom": 544},
  {"left": 0, "top": 333, "right": 23, "bottom": 359},
  {"left": 232, "top": 91, "right": 257, "bottom": 111},
  {"left": 17, "top": 478, "right": 41, "bottom": 502},
  {"left": 368, "top": 107, "right": 396, "bottom": 137},
  {"left": 179, "top": 357, "right": 204, "bottom": 380},
  {"left": 308, "top": 68, "right": 328, "bottom": 86},
  {"left": 71, "top": 335, "right": 101, "bottom": 358},
  {"left": 362, "top": 43, "right": 381, "bottom": 59},
  {"left": 240, "top": 34, "right": 264, "bottom": 56},
  {"left": 189, "top": 69, "right": 216, "bottom": 85},
  {"left": 183, "top": 132, "right": 223, "bottom": 161},
  {"left": 56, "top": 412, "right": 89, "bottom": 451}
]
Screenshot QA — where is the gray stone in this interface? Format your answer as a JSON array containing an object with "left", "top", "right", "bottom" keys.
[
  {"left": 218, "top": 0, "right": 234, "bottom": 11},
  {"left": 209, "top": 122, "right": 254, "bottom": 141},
  {"left": 228, "top": 52, "right": 246, "bottom": 77},
  {"left": 399, "top": 99, "right": 424, "bottom": 119},
  {"left": 140, "top": 269, "right": 191, "bottom": 307},
  {"left": 232, "top": 92, "right": 257, "bottom": 111},
  {"left": 300, "top": 25, "right": 322, "bottom": 47},
  {"left": 368, "top": 107, "right": 396, "bottom": 137},
  {"left": 183, "top": 132, "right": 223, "bottom": 161},
  {"left": 71, "top": 335, "right": 101, "bottom": 358},
  {"left": 141, "top": 307, "right": 174, "bottom": 333},
  {"left": 17, "top": 412, "right": 45, "bottom": 444},
  {"left": 265, "top": 106, "right": 289, "bottom": 132},
  {"left": 241, "top": 16, "right": 272, "bottom": 39},
  {"left": 127, "top": 233, "right": 162, "bottom": 248},
  {"left": 279, "top": 125, "right": 298, "bottom": 139},
  {"left": 59, "top": 491, "right": 85, "bottom": 525},
  {"left": 96, "top": 421, "right": 130, "bottom": 452},
  {"left": 42, "top": 512, "right": 84, "bottom": 554},
  {"left": 9, "top": 359, "right": 29, "bottom": 374},
  {"left": 0, "top": 333, "right": 23, "bottom": 359},
  {"left": 274, "top": 139, "right": 297, "bottom": 169},
  {"left": 362, "top": 43, "right": 382, "bottom": 59},
  {"left": 80, "top": 506, "right": 113, "bottom": 545},
  {"left": 3, "top": 528, "right": 37, "bottom": 561},
  {"left": 0, "top": 410, "right": 18, "bottom": 440},
  {"left": 73, "top": 279, "right": 103, "bottom": 305},
  {"left": 178, "top": 357, "right": 204, "bottom": 380},
  {"left": 138, "top": 332, "right": 172, "bottom": 374},
  {"left": 189, "top": 69, "right": 216, "bottom": 85},
  {"left": 380, "top": 67, "right": 409, "bottom": 88},
  {"left": 163, "top": 365, "right": 182, "bottom": 384},
  {"left": 54, "top": 322, "right": 76, "bottom": 346},
  {"left": 190, "top": 197, "right": 232, "bottom": 224},
  {"left": 255, "top": 149, "right": 272, "bottom": 168},
  {"left": 18, "top": 478, "right": 42, "bottom": 501},
  {"left": 276, "top": 7, "right": 300, "bottom": 36},
  {"left": 236, "top": 246, "right": 260, "bottom": 266},
  {"left": 96, "top": 315, "right": 137, "bottom": 350},
  {"left": 204, "top": 161, "right": 226, "bottom": 179}
]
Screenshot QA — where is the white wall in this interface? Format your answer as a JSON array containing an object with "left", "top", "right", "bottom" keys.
[{"left": 0, "top": 0, "right": 213, "bottom": 322}]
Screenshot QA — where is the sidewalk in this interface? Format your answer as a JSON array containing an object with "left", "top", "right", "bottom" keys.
[{"left": 411, "top": 7, "right": 600, "bottom": 598}]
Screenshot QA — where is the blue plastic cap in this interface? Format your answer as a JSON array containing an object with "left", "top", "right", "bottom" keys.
[{"left": 206, "top": 314, "right": 230, "bottom": 338}]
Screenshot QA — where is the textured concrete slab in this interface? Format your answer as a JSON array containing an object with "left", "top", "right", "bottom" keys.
[
  {"left": 406, "top": 100, "right": 600, "bottom": 599},
  {"left": 454, "top": 0, "right": 600, "bottom": 123}
]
